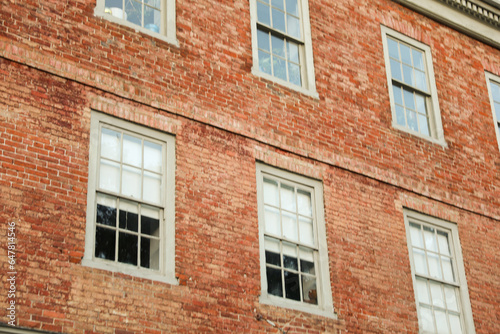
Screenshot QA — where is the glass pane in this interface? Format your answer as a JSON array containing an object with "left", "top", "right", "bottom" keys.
[
  {"left": 282, "top": 242, "right": 298, "bottom": 270},
  {"left": 387, "top": 38, "right": 399, "bottom": 60},
  {"left": 271, "top": 0, "right": 284, "bottom": 11},
  {"left": 297, "top": 189, "right": 312, "bottom": 216},
  {"left": 413, "top": 248, "right": 428, "bottom": 275},
  {"left": 400, "top": 44, "right": 412, "bottom": 65},
  {"left": 271, "top": 35, "right": 286, "bottom": 57},
  {"left": 407, "top": 110, "right": 418, "bottom": 131},
  {"left": 99, "top": 159, "right": 120, "bottom": 193},
  {"left": 286, "top": 0, "right": 299, "bottom": 16},
  {"left": 144, "top": 141, "right": 162, "bottom": 173},
  {"left": 419, "top": 306, "right": 435, "bottom": 333},
  {"left": 141, "top": 205, "right": 160, "bottom": 237},
  {"left": 403, "top": 89, "right": 415, "bottom": 110},
  {"left": 300, "top": 247, "right": 315, "bottom": 274},
  {"left": 390, "top": 59, "right": 402, "bottom": 81},
  {"left": 123, "top": 134, "right": 142, "bottom": 168},
  {"left": 263, "top": 178, "right": 279, "bottom": 206},
  {"left": 442, "top": 257, "right": 454, "bottom": 282},
  {"left": 415, "top": 70, "right": 427, "bottom": 91},
  {"left": 416, "top": 278, "right": 430, "bottom": 304},
  {"left": 119, "top": 200, "right": 138, "bottom": 232},
  {"left": 449, "top": 314, "right": 463, "bottom": 334},
  {"left": 302, "top": 275, "right": 318, "bottom": 305},
  {"left": 393, "top": 85, "right": 403, "bottom": 105},
  {"left": 108, "top": 3, "right": 127, "bottom": 19},
  {"left": 101, "top": 128, "right": 121, "bottom": 161},
  {"left": 299, "top": 216, "right": 314, "bottom": 245},
  {"left": 141, "top": 237, "right": 159, "bottom": 270},
  {"left": 96, "top": 194, "right": 117, "bottom": 227},
  {"left": 95, "top": 226, "right": 116, "bottom": 260},
  {"left": 415, "top": 94, "right": 426, "bottom": 113},
  {"left": 288, "top": 62, "right": 301, "bottom": 86},
  {"left": 106, "top": 0, "right": 123, "bottom": 10},
  {"left": 418, "top": 114, "right": 430, "bottom": 136},
  {"left": 403, "top": 64, "right": 414, "bottom": 86},
  {"left": 412, "top": 49, "right": 424, "bottom": 70},
  {"left": 409, "top": 223, "right": 423, "bottom": 248},
  {"left": 264, "top": 206, "right": 281, "bottom": 236},
  {"left": 280, "top": 183, "right": 296, "bottom": 212},
  {"left": 428, "top": 252, "right": 443, "bottom": 280},
  {"left": 494, "top": 102, "right": 500, "bottom": 120},
  {"left": 257, "top": 1, "right": 271, "bottom": 25},
  {"left": 125, "top": 0, "right": 142, "bottom": 26},
  {"left": 145, "top": 0, "right": 161, "bottom": 9},
  {"left": 287, "top": 15, "right": 300, "bottom": 39},
  {"left": 122, "top": 165, "right": 142, "bottom": 199},
  {"left": 435, "top": 310, "right": 449, "bottom": 334},
  {"left": 492, "top": 82, "right": 500, "bottom": 100},
  {"left": 429, "top": 281, "right": 445, "bottom": 308},
  {"left": 265, "top": 237, "right": 281, "bottom": 266},
  {"left": 287, "top": 41, "right": 299, "bottom": 63},
  {"left": 144, "top": 8, "right": 160, "bottom": 32},
  {"left": 257, "top": 30, "right": 270, "bottom": 52},
  {"left": 437, "top": 230, "right": 451, "bottom": 256},
  {"left": 143, "top": 171, "right": 161, "bottom": 204},
  {"left": 423, "top": 225, "right": 438, "bottom": 252},
  {"left": 284, "top": 271, "right": 300, "bottom": 301},
  {"left": 282, "top": 211, "right": 298, "bottom": 241},
  {"left": 118, "top": 232, "right": 138, "bottom": 265},
  {"left": 444, "top": 285, "right": 459, "bottom": 312},
  {"left": 395, "top": 105, "right": 405, "bottom": 126},
  {"left": 266, "top": 267, "right": 283, "bottom": 297},
  {"left": 272, "top": 8, "right": 286, "bottom": 32},
  {"left": 259, "top": 50, "right": 272, "bottom": 75}
]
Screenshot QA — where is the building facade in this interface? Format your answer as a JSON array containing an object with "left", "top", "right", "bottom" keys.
[{"left": 0, "top": 0, "right": 499, "bottom": 333}]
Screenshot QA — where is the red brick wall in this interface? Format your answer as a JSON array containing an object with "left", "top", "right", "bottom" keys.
[{"left": 0, "top": 0, "right": 499, "bottom": 332}]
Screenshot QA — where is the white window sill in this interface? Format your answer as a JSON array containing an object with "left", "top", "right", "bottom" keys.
[
  {"left": 252, "top": 67, "right": 319, "bottom": 99},
  {"left": 392, "top": 123, "right": 448, "bottom": 148},
  {"left": 82, "top": 258, "right": 178, "bottom": 285},
  {"left": 259, "top": 294, "right": 337, "bottom": 319},
  {"left": 94, "top": 10, "right": 179, "bottom": 47}
]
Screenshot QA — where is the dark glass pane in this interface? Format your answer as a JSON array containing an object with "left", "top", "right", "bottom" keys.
[
  {"left": 283, "top": 254, "right": 298, "bottom": 270},
  {"left": 141, "top": 215, "right": 160, "bottom": 236},
  {"left": 105, "top": 0, "right": 123, "bottom": 10},
  {"left": 141, "top": 237, "right": 160, "bottom": 270},
  {"left": 300, "top": 259, "right": 315, "bottom": 274},
  {"left": 284, "top": 271, "right": 300, "bottom": 301},
  {"left": 96, "top": 204, "right": 116, "bottom": 227},
  {"left": 266, "top": 267, "right": 283, "bottom": 297},
  {"left": 95, "top": 227, "right": 116, "bottom": 260},
  {"left": 265, "top": 250, "right": 281, "bottom": 266},
  {"left": 119, "top": 210, "right": 138, "bottom": 232},
  {"left": 118, "top": 232, "right": 138, "bottom": 265}
]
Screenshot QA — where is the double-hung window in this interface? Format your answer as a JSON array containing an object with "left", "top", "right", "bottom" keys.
[
  {"left": 83, "top": 111, "right": 176, "bottom": 284},
  {"left": 381, "top": 26, "right": 445, "bottom": 145},
  {"left": 403, "top": 210, "right": 475, "bottom": 333},
  {"left": 485, "top": 72, "right": 500, "bottom": 152},
  {"left": 95, "top": 0, "right": 177, "bottom": 45},
  {"left": 251, "top": 0, "right": 317, "bottom": 96},
  {"left": 256, "top": 163, "right": 334, "bottom": 317}
]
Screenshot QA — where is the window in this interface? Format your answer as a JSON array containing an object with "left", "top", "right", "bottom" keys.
[
  {"left": 94, "top": 0, "right": 177, "bottom": 45},
  {"left": 381, "top": 26, "right": 445, "bottom": 145},
  {"left": 256, "top": 163, "right": 334, "bottom": 317},
  {"left": 485, "top": 72, "right": 500, "bottom": 152},
  {"left": 403, "top": 210, "right": 475, "bottom": 333},
  {"left": 250, "top": 0, "right": 318, "bottom": 97},
  {"left": 83, "top": 112, "right": 176, "bottom": 284}
]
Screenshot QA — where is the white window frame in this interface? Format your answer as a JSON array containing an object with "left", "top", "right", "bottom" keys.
[
  {"left": 403, "top": 209, "right": 475, "bottom": 334},
  {"left": 485, "top": 72, "right": 500, "bottom": 152},
  {"left": 256, "top": 163, "right": 334, "bottom": 318},
  {"left": 381, "top": 26, "right": 446, "bottom": 146},
  {"left": 82, "top": 111, "right": 176, "bottom": 285},
  {"left": 249, "top": 0, "right": 318, "bottom": 98},
  {"left": 94, "top": 0, "right": 178, "bottom": 46}
]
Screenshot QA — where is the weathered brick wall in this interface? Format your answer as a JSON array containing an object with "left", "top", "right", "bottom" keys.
[{"left": 0, "top": 0, "right": 499, "bottom": 332}]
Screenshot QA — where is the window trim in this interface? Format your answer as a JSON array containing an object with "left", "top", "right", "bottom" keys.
[
  {"left": 403, "top": 209, "right": 475, "bottom": 333},
  {"left": 249, "top": 0, "right": 319, "bottom": 98},
  {"left": 381, "top": 26, "right": 446, "bottom": 146},
  {"left": 485, "top": 71, "right": 500, "bottom": 152},
  {"left": 94, "top": 0, "right": 178, "bottom": 46},
  {"left": 82, "top": 111, "right": 177, "bottom": 285},
  {"left": 255, "top": 163, "right": 335, "bottom": 318}
]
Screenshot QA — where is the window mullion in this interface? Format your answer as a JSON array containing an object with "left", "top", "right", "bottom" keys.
[
  {"left": 256, "top": 22, "right": 303, "bottom": 45},
  {"left": 392, "top": 78, "right": 430, "bottom": 97}
]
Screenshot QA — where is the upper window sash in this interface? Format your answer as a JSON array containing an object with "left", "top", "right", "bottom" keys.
[{"left": 485, "top": 72, "right": 500, "bottom": 152}]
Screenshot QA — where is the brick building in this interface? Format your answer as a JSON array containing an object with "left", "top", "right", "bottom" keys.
[{"left": 0, "top": 0, "right": 499, "bottom": 333}]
